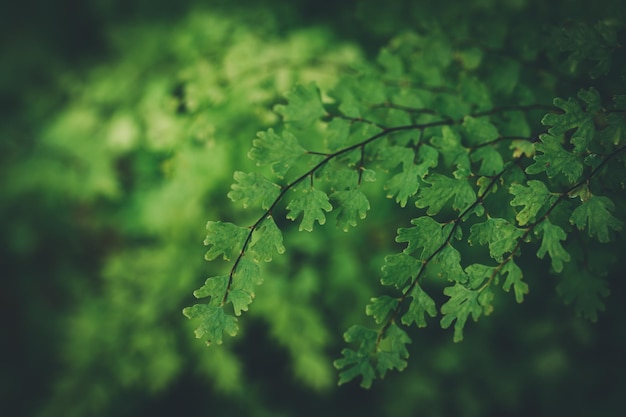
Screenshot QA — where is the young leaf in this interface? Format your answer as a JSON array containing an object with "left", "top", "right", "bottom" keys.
[
  {"left": 381, "top": 253, "right": 422, "bottom": 289},
  {"left": 509, "top": 180, "right": 553, "bottom": 226},
  {"left": 227, "top": 290, "right": 253, "bottom": 316},
  {"left": 440, "top": 283, "right": 483, "bottom": 342},
  {"left": 525, "top": 133, "right": 583, "bottom": 183},
  {"left": 286, "top": 187, "right": 333, "bottom": 232},
  {"left": 182, "top": 304, "right": 238, "bottom": 345},
  {"left": 401, "top": 284, "right": 437, "bottom": 328},
  {"left": 385, "top": 145, "right": 438, "bottom": 207},
  {"left": 366, "top": 296, "right": 399, "bottom": 324},
  {"left": 431, "top": 245, "right": 468, "bottom": 283},
  {"left": 334, "top": 325, "right": 378, "bottom": 388},
  {"left": 570, "top": 196, "right": 623, "bottom": 242},
  {"left": 248, "top": 128, "right": 307, "bottom": 178},
  {"left": 331, "top": 188, "right": 370, "bottom": 231},
  {"left": 376, "top": 324, "right": 411, "bottom": 378},
  {"left": 415, "top": 174, "right": 476, "bottom": 215},
  {"left": 250, "top": 216, "right": 286, "bottom": 262},
  {"left": 535, "top": 220, "right": 571, "bottom": 273},
  {"left": 274, "top": 82, "right": 326, "bottom": 126},
  {"left": 461, "top": 116, "right": 500, "bottom": 146},
  {"left": 231, "top": 257, "right": 262, "bottom": 295},
  {"left": 469, "top": 218, "right": 524, "bottom": 262},
  {"left": 430, "top": 126, "right": 470, "bottom": 172},
  {"left": 204, "top": 221, "right": 249, "bottom": 261},
  {"left": 193, "top": 275, "right": 229, "bottom": 306},
  {"left": 470, "top": 146, "right": 504, "bottom": 176},
  {"left": 228, "top": 171, "right": 281, "bottom": 209},
  {"left": 396, "top": 216, "right": 444, "bottom": 260},
  {"left": 501, "top": 260, "right": 528, "bottom": 303},
  {"left": 541, "top": 95, "right": 595, "bottom": 152}
]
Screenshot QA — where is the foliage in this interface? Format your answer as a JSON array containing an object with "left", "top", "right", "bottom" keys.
[
  {"left": 184, "top": 3, "right": 626, "bottom": 391},
  {"left": 4, "top": 1, "right": 626, "bottom": 417}
]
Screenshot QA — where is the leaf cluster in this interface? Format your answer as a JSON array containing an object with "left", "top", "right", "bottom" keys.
[{"left": 185, "top": 16, "right": 626, "bottom": 388}]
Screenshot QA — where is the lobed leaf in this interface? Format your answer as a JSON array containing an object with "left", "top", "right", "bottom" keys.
[
  {"left": 250, "top": 216, "right": 286, "bottom": 262},
  {"left": 541, "top": 95, "right": 596, "bottom": 152},
  {"left": 415, "top": 174, "right": 476, "bottom": 215},
  {"left": 204, "top": 221, "right": 249, "bottom": 261},
  {"left": 249, "top": 128, "right": 307, "bottom": 178},
  {"left": 366, "top": 296, "right": 399, "bottom": 324},
  {"left": 375, "top": 324, "right": 411, "bottom": 378},
  {"left": 570, "top": 196, "right": 623, "bottom": 242},
  {"left": 331, "top": 188, "right": 370, "bottom": 231},
  {"left": 381, "top": 253, "right": 422, "bottom": 289},
  {"left": 501, "top": 260, "right": 528, "bottom": 303},
  {"left": 461, "top": 116, "right": 500, "bottom": 146},
  {"left": 401, "top": 284, "right": 437, "bottom": 328},
  {"left": 440, "top": 283, "right": 483, "bottom": 342},
  {"left": 470, "top": 146, "right": 504, "bottom": 176},
  {"left": 274, "top": 82, "right": 326, "bottom": 126},
  {"left": 525, "top": 133, "right": 583, "bottom": 182},
  {"left": 509, "top": 180, "right": 553, "bottom": 226},
  {"left": 286, "top": 187, "right": 333, "bottom": 232},
  {"left": 535, "top": 220, "right": 571, "bottom": 273},
  {"left": 396, "top": 216, "right": 444, "bottom": 260},
  {"left": 469, "top": 218, "right": 524, "bottom": 262},
  {"left": 228, "top": 171, "right": 281, "bottom": 209},
  {"left": 182, "top": 304, "right": 238, "bottom": 346},
  {"left": 334, "top": 325, "right": 378, "bottom": 388},
  {"left": 385, "top": 145, "right": 438, "bottom": 207},
  {"left": 193, "top": 275, "right": 229, "bottom": 305}
]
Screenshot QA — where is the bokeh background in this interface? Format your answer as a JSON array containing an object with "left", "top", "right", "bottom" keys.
[{"left": 2, "top": 1, "right": 625, "bottom": 416}]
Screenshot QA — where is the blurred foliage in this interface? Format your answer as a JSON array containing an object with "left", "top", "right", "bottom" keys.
[{"left": 1, "top": 1, "right": 625, "bottom": 417}]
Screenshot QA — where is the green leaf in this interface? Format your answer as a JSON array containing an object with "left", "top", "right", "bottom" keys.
[
  {"left": 381, "top": 253, "right": 422, "bottom": 289},
  {"left": 376, "top": 324, "right": 411, "bottom": 377},
  {"left": 501, "top": 260, "right": 528, "bottom": 303},
  {"left": 204, "top": 221, "right": 249, "bottom": 261},
  {"left": 440, "top": 283, "right": 483, "bottom": 342},
  {"left": 541, "top": 94, "right": 595, "bottom": 152},
  {"left": 182, "top": 304, "right": 238, "bottom": 345},
  {"left": 228, "top": 171, "right": 281, "bottom": 209},
  {"left": 249, "top": 128, "right": 307, "bottom": 178},
  {"left": 274, "top": 82, "right": 326, "bottom": 126},
  {"left": 461, "top": 116, "right": 500, "bottom": 146},
  {"left": 535, "top": 220, "right": 571, "bottom": 273},
  {"left": 469, "top": 218, "right": 524, "bottom": 262},
  {"left": 431, "top": 245, "right": 467, "bottom": 283},
  {"left": 396, "top": 216, "right": 444, "bottom": 260},
  {"left": 470, "top": 146, "right": 504, "bottom": 176},
  {"left": 331, "top": 188, "right": 370, "bottom": 231},
  {"left": 325, "top": 118, "right": 351, "bottom": 151},
  {"left": 286, "top": 187, "right": 333, "bottom": 232},
  {"left": 231, "top": 257, "right": 262, "bottom": 295},
  {"left": 366, "top": 296, "right": 399, "bottom": 324},
  {"left": 401, "top": 284, "right": 437, "bottom": 328},
  {"left": 385, "top": 145, "right": 438, "bottom": 207},
  {"left": 250, "top": 216, "right": 286, "bottom": 262},
  {"left": 334, "top": 325, "right": 378, "bottom": 388},
  {"left": 597, "top": 113, "right": 626, "bottom": 147},
  {"left": 227, "top": 290, "right": 253, "bottom": 316},
  {"left": 415, "top": 174, "right": 476, "bottom": 215},
  {"left": 192, "top": 275, "right": 229, "bottom": 305},
  {"left": 526, "top": 133, "right": 584, "bottom": 182},
  {"left": 509, "top": 180, "right": 553, "bottom": 226},
  {"left": 570, "top": 196, "right": 623, "bottom": 242},
  {"left": 430, "top": 126, "right": 470, "bottom": 172}
]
